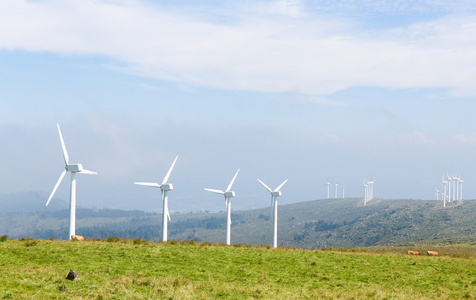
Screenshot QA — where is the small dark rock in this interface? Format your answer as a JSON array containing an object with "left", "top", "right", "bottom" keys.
[{"left": 66, "top": 269, "right": 79, "bottom": 281}]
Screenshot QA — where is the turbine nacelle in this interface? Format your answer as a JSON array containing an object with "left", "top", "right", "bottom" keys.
[
  {"left": 225, "top": 191, "right": 235, "bottom": 198},
  {"left": 66, "top": 163, "right": 83, "bottom": 173},
  {"left": 272, "top": 191, "right": 282, "bottom": 197},
  {"left": 161, "top": 183, "right": 173, "bottom": 191}
]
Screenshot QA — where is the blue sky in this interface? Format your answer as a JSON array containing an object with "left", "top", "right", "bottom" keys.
[{"left": 1, "top": 0, "right": 476, "bottom": 212}]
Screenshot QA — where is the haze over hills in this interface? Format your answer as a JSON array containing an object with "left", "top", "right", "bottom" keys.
[
  {"left": 1, "top": 194, "right": 474, "bottom": 249},
  {"left": 0, "top": 191, "right": 68, "bottom": 213}
]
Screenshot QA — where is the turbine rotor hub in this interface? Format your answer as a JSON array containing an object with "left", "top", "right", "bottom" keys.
[
  {"left": 66, "top": 164, "right": 83, "bottom": 173},
  {"left": 224, "top": 191, "right": 235, "bottom": 198},
  {"left": 161, "top": 183, "right": 173, "bottom": 191}
]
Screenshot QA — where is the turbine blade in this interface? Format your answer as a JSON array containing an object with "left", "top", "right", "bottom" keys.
[
  {"left": 162, "top": 190, "right": 172, "bottom": 222},
  {"left": 134, "top": 182, "right": 161, "bottom": 188},
  {"left": 56, "top": 123, "right": 69, "bottom": 166},
  {"left": 226, "top": 169, "right": 240, "bottom": 192},
  {"left": 204, "top": 188, "right": 225, "bottom": 194},
  {"left": 46, "top": 169, "right": 67, "bottom": 206},
  {"left": 257, "top": 179, "right": 272, "bottom": 193},
  {"left": 79, "top": 169, "right": 98, "bottom": 175},
  {"left": 274, "top": 179, "right": 288, "bottom": 192},
  {"left": 162, "top": 155, "right": 178, "bottom": 184}
]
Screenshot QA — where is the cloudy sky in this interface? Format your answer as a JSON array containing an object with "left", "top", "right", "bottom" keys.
[{"left": 1, "top": 0, "right": 476, "bottom": 212}]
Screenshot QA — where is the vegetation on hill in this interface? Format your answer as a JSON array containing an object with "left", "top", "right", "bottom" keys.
[
  {"left": 0, "top": 238, "right": 474, "bottom": 299},
  {"left": 1, "top": 198, "right": 475, "bottom": 249}
]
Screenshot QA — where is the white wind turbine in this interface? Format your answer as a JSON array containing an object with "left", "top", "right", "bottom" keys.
[
  {"left": 442, "top": 177, "right": 448, "bottom": 207},
  {"left": 46, "top": 124, "right": 97, "bottom": 240},
  {"left": 452, "top": 175, "right": 457, "bottom": 202},
  {"left": 134, "top": 155, "right": 178, "bottom": 242},
  {"left": 447, "top": 174, "right": 452, "bottom": 202},
  {"left": 363, "top": 182, "right": 368, "bottom": 205},
  {"left": 257, "top": 178, "right": 288, "bottom": 249},
  {"left": 325, "top": 180, "right": 330, "bottom": 199},
  {"left": 435, "top": 188, "right": 439, "bottom": 200},
  {"left": 342, "top": 186, "right": 345, "bottom": 199},
  {"left": 204, "top": 169, "right": 240, "bottom": 245},
  {"left": 334, "top": 182, "right": 338, "bottom": 198}
]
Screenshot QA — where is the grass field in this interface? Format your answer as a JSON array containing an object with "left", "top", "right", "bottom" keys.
[{"left": 0, "top": 238, "right": 475, "bottom": 299}]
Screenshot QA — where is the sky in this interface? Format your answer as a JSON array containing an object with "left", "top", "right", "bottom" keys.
[{"left": 1, "top": 0, "right": 476, "bottom": 213}]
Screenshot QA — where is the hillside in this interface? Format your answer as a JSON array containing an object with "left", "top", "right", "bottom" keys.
[
  {"left": 1, "top": 198, "right": 475, "bottom": 248},
  {"left": 0, "top": 239, "right": 474, "bottom": 299}
]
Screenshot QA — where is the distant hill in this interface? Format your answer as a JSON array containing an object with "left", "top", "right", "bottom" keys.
[{"left": 0, "top": 197, "right": 475, "bottom": 248}]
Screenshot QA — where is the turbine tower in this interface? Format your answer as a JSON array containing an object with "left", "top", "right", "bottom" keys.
[
  {"left": 46, "top": 124, "right": 97, "bottom": 240},
  {"left": 326, "top": 180, "right": 330, "bottom": 199},
  {"left": 257, "top": 178, "right": 288, "bottom": 249},
  {"left": 204, "top": 169, "right": 240, "bottom": 245},
  {"left": 452, "top": 175, "right": 456, "bottom": 202},
  {"left": 447, "top": 175, "right": 452, "bottom": 202},
  {"left": 367, "top": 181, "right": 374, "bottom": 201},
  {"left": 442, "top": 175, "right": 448, "bottom": 204},
  {"left": 342, "top": 186, "right": 345, "bottom": 199},
  {"left": 134, "top": 155, "right": 178, "bottom": 242},
  {"left": 334, "top": 183, "right": 338, "bottom": 198},
  {"left": 363, "top": 183, "right": 368, "bottom": 205},
  {"left": 435, "top": 188, "right": 439, "bottom": 200}
]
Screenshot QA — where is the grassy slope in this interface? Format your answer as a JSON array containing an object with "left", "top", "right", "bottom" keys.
[{"left": 0, "top": 239, "right": 475, "bottom": 299}]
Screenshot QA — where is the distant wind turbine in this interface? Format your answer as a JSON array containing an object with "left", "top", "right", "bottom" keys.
[
  {"left": 363, "top": 182, "right": 368, "bottom": 205},
  {"left": 342, "top": 186, "right": 345, "bottom": 199},
  {"left": 204, "top": 169, "right": 240, "bottom": 245},
  {"left": 334, "top": 183, "right": 338, "bottom": 198},
  {"left": 447, "top": 175, "right": 452, "bottom": 202},
  {"left": 46, "top": 124, "right": 97, "bottom": 240},
  {"left": 134, "top": 155, "right": 178, "bottom": 242},
  {"left": 325, "top": 180, "right": 330, "bottom": 199},
  {"left": 257, "top": 178, "right": 288, "bottom": 249}
]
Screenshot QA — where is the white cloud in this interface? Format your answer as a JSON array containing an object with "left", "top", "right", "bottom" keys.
[
  {"left": 397, "top": 130, "right": 436, "bottom": 145},
  {"left": 455, "top": 133, "right": 476, "bottom": 144},
  {"left": 2, "top": 0, "right": 476, "bottom": 96},
  {"left": 323, "top": 133, "right": 344, "bottom": 143}
]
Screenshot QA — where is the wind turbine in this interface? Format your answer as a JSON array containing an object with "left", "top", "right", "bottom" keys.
[
  {"left": 334, "top": 182, "right": 338, "bottom": 198},
  {"left": 363, "top": 182, "right": 368, "bottom": 205},
  {"left": 447, "top": 174, "right": 452, "bottom": 202},
  {"left": 46, "top": 124, "right": 97, "bottom": 240},
  {"left": 325, "top": 180, "right": 330, "bottom": 199},
  {"left": 442, "top": 176, "right": 448, "bottom": 207},
  {"left": 134, "top": 155, "right": 178, "bottom": 242},
  {"left": 367, "top": 181, "right": 374, "bottom": 201},
  {"left": 342, "top": 186, "right": 345, "bottom": 199},
  {"left": 204, "top": 169, "right": 240, "bottom": 245},
  {"left": 435, "top": 188, "right": 439, "bottom": 200},
  {"left": 452, "top": 175, "right": 457, "bottom": 202},
  {"left": 257, "top": 178, "right": 288, "bottom": 249}
]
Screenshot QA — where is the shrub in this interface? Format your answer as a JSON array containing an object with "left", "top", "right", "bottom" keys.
[
  {"left": 105, "top": 237, "right": 122, "bottom": 243},
  {"left": 0, "top": 235, "right": 8, "bottom": 242}
]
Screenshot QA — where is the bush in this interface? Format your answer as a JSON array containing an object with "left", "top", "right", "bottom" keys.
[
  {"left": 0, "top": 235, "right": 8, "bottom": 242},
  {"left": 105, "top": 237, "right": 122, "bottom": 243}
]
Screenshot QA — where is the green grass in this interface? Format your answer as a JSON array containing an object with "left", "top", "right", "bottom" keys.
[{"left": 0, "top": 239, "right": 475, "bottom": 299}]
